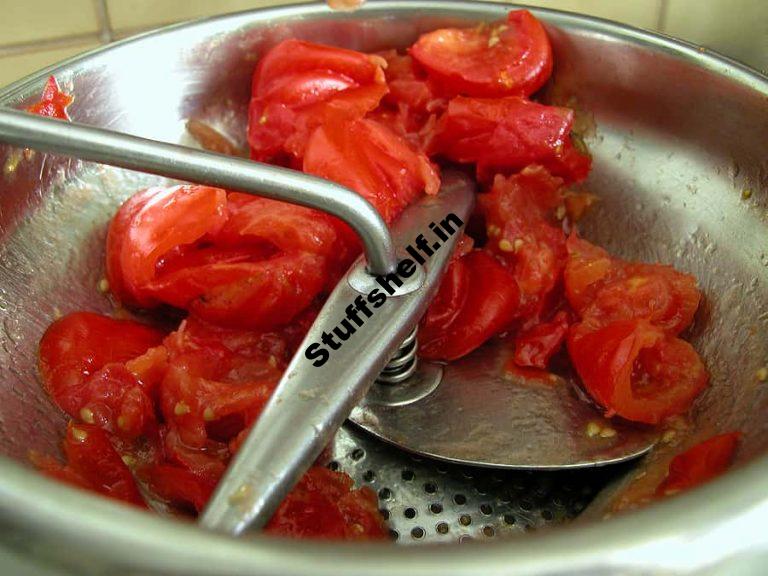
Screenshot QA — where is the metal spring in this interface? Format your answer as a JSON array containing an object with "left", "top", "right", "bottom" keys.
[{"left": 377, "top": 328, "right": 418, "bottom": 384}]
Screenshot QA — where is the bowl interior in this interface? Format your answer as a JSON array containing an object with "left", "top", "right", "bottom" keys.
[{"left": 0, "top": 0, "right": 767, "bottom": 557}]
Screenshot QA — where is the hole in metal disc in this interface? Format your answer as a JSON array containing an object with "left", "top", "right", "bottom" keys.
[
  {"left": 424, "top": 482, "right": 437, "bottom": 494},
  {"left": 429, "top": 503, "right": 443, "bottom": 514},
  {"left": 503, "top": 514, "right": 516, "bottom": 525},
  {"left": 351, "top": 448, "right": 365, "bottom": 461},
  {"left": 411, "top": 527, "right": 425, "bottom": 539},
  {"left": 327, "top": 461, "right": 339, "bottom": 471},
  {"left": 401, "top": 469, "right": 415, "bottom": 481},
  {"left": 363, "top": 470, "right": 376, "bottom": 482},
  {"left": 459, "top": 514, "right": 472, "bottom": 526},
  {"left": 453, "top": 494, "right": 466, "bottom": 505},
  {"left": 389, "top": 530, "right": 399, "bottom": 541},
  {"left": 404, "top": 507, "right": 417, "bottom": 519},
  {"left": 378, "top": 487, "right": 392, "bottom": 500},
  {"left": 482, "top": 526, "right": 495, "bottom": 537},
  {"left": 436, "top": 522, "right": 449, "bottom": 535},
  {"left": 479, "top": 504, "right": 492, "bottom": 515}
]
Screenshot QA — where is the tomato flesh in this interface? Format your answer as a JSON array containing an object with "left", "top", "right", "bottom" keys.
[
  {"left": 656, "top": 432, "right": 740, "bottom": 496},
  {"left": 27, "top": 76, "right": 73, "bottom": 120}
]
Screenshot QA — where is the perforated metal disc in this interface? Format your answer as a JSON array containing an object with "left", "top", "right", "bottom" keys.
[{"left": 327, "top": 426, "right": 624, "bottom": 544}]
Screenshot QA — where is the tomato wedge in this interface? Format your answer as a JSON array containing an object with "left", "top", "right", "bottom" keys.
[
  {"left": 303, "top": 117, "right": 440, "bottom": 224},
  {"left": 420, "top": 250, "right": 520, "bottom": 361},
  {"left": 656, "top": 432, "right": 740, "bottom": 496},
  {"left": 411, "top": 10, "right": 552, "bottom": 98},
  {"left": 567, "top": 320, "right": 708, "bottom": 424},
  {"left": 248, "top": 39, "right": 387, "bottom": 162},
  {"left": 429, "top": 96, "right": 591, "bottom": 182}
]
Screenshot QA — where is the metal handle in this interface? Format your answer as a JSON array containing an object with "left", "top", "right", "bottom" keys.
[
  {"left": 0, "top": 108, "right": 396, "bottom": 275},
  {"left": 199, "top": 171, "right": 475, "bottom": 535}
]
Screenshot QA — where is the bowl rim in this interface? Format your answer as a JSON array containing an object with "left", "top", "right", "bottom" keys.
[{"left": 1, "top": 2, "right": 767, "bottom": 574}]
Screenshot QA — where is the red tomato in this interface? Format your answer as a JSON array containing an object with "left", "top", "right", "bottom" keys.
[
  {"left": 656, "top": 432, "right": 740, "bottom": 496},
  {"left": 421, "top": 250, "right": 521, "bottom": 361},
  {"left": 567, "top": 320, "right": 708, "bottom": 424},
  {"left": 429, "top": 96, "right": 591, "bottom": 182},
  {"left": 513, "top": 310, "right": 570, "bottom": 369},
  {"left": 34, "top": 423, "right": 145, "bottom": 507},
  {"left": 303, "top": 117, "right": 440, "bottom": 223},
  {"left": 565, "top": 235, "right": 701, "bottom": 335},
  {"left": 420, "top": 256, "right": 470, "bottom": 336},
  {"left": 141, "top": 464, "right": 216, "bottom": 513},
  {"left": 27, "top": 75, "right": 73, "bottom": 120},
  {"left": 266, "top": 467, "right": 387, "bottom": 540},
  {"left": 479, "top": 168, "right": 568, "bottom": 319},
  {"left": 39, "top": 312, "right": 165, "bottom": 422},
  {"left": 410, "top": 10, "right": 552, "bottom": 98},
  {"left": 248, "top": 39, "right": 387, "bottom": 162},
  {"left": 106, "top": 185, "right": 227, "bottom": 307}
]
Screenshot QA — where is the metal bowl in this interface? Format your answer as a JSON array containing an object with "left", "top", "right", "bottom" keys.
[{"left": 1, "top": 1, "right": 767, "bottom": 574}]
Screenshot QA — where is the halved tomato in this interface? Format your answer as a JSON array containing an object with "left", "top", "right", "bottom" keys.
[
  {"left": 303, "top": 117, "right": 440, "bottom": 223},
  {"left": 410, "top": 10, "right": 552, "bottom": 98},
  {"left": 429, "top": 96, "right": 591, "bottom": 182},
  {"left": 656, "top": 432, "right": 740, "bottom": 496},
  {"left": 248, "top": 39, "right": 387, "bottom": 162},
  {"left": 420, "top": 250, "right": 520, "bottom": 361},
  {"left": 567, "top": 320, "right": 708, "bottom": 424}
]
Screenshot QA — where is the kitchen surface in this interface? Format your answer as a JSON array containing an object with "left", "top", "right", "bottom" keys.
[{"left": 0, "top": 0, "right": 766, "bottom": 88}]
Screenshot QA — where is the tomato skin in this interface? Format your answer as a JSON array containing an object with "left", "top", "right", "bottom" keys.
[
  {"left": 303, "top": 117, "right": 440, "bottom": 223},
  {"left": 141, "top": 463, "right": 216, "bottom": 513},
  {"left": 513, "top": 310, "right": 570, "bottom": 369},
  {"left": 39, "top": 312, "right": 165, "bottom": 420},
  {"left": 248, "top": 39, "right": 387, "bottom": 162},
  {"left": 266, "top": 467, "right": 387, "bottom": 540},
  {"left": 34, "top": 422, "right": 146, "bottom": 507},
  {"left": 656, "top": 432, "right": 740, "bottom": 496},
  {"left": 27, "top": 76, "right": 73, "bottom": 120},
  {"left": 410, "top": 10, "right": 552, "bottom": 98},
  {"left": 429, "top": 96, "right": 590, "bottom": 183},
  {"left": 567, "top": 320, "right": 708, "bottom": 424},
  {"left": 106, "top": 185, "right": 228, "bottom": 307},
  {"left": 421, "top": 250, "right": 521, "bottom": 361}
]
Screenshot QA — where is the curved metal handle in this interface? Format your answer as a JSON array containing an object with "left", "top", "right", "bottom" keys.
[{"left": 0, "top": 108, "right": 397, "bottom": 275}]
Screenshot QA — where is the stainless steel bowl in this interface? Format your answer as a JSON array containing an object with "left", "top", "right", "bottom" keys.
[{"left": 1, "top": 2, "right": 767, "bottom": 574}]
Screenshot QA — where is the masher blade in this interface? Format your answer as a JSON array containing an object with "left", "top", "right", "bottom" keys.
[{"left": 349, "top": 340, "right": 658, "bottom": 469}]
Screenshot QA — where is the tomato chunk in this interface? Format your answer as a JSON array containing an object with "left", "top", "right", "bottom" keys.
[
  {"left": 39, "top": 312, "right": 165, "bottom": 423},
  {"left": 411, "top": 10, "right": 552, "bottom": 98},
  {"left": 567, "top": 320, "right": 708, "bottom": 424},
  {"left": 513, "top": 310, "right": 570, "bottom": 369},
  {"left": 248, "top": 39, "right": 387, "bottom": 162},
  {"left": 429, "top": 96, "right": 590, "bottom": 182},
  {"left": 479, "top": 168, "right": 568, "bottom": 319},
  {"left": 266, "top": 467, "right": 387, "bottom": 540},
  {"left": 656, "top": 432, "right": 740, "bottom": 496},
  {"left": 421, "top": 250, "right": 520, "bottom": 361},
  {"left": 33, "top": 422, "right": 145, "bottom": 507},
  {"left": 27, "top": 75, "right": 73, "bottom": 120},
  {"left": 303, "top": 117, "right": 440, "bottom": 223}
]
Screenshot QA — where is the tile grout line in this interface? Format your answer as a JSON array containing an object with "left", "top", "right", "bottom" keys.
[
  {"left": 0, "top": 33, "right": 103, "bottom": 58},
  {"left": 656, "top": 0, "right": 670, "bottom": 32},
  {"left": 94, "top": 0, "right": 115, "bottom": 43}
]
